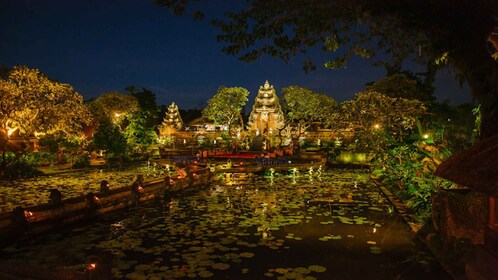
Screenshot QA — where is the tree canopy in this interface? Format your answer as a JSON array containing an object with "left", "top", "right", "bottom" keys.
[
  {"left": 157, "top": 0, "right": 498, "bottom": 138},
  {"left": 202, "top": 86, "right": 249, "bottom": 132},
  {"left": 365, "top": 73, "right": 434, "bottom": 104},
  {"left": 281, "top": 86, "right": 337, "bottom": 133},
  {"left": 124, "top": 87, "right": 159, "bottom": 152},
  {"left": 89, "top": 92, "right": 139, "bottom": 125},
  {"left": 0, "top": 65, "right": 91, "bottom": 137},
  {"left": 337, "top": 91, "right": 427, "bottom": 148}
]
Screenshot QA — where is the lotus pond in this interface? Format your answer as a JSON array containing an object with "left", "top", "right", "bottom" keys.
[
  {"left": 0, "top": 170, "right": 450, "bottom": 279},
  {"left": 0, "top": 163, "right": 165, "bottom": 213}
]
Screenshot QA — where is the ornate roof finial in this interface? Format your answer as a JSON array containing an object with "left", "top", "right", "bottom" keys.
[{"left": 264, "top": 80, "right": 270, "bottom": 89}]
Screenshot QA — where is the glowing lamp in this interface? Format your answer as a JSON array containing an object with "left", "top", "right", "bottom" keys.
[{"left": 423, "top": 134, "right": 429, "bottom": 139}]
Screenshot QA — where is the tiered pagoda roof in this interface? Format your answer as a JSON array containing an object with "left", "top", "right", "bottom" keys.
[
  {"left": 162, "top": 102, "right": 183, "bottom": 131},
  {"left": 247, "top": 80, "right": 285, "bottom": 133}
]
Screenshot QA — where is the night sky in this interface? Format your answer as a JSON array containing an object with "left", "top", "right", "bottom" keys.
[{"left": 1, "top": 0, "right": 472, "bottom": 109}]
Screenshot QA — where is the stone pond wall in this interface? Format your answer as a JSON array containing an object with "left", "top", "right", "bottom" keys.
[{"left": 432, "top": 189, "right": 489, "bottom": 244}]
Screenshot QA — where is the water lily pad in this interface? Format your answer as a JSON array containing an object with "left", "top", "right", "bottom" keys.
[
  {"left": 275, "top": 268, "right": 288, "bottom": 274},
  {"left": 198, "top": 270, "right": 214, "bottom": 278},
  {"left": 212, "top": 263, "right": 230, "bottom": 270},
  {"left": 284, "top": 272, "right": 301, "bottom": 279},
  {"left": 134, "top": 264, "right": 152, "bottom": 271},
  {"left": 239, "top": 252, "right": 255, "bottom": 258},
  {"left": 308, "top": 265, "right": 326, "bottom": 273},
  {"left": 294, "top": 267, "right": 310, "bottom": 274}
]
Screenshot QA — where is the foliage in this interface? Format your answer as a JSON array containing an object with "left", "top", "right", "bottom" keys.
[
  {"left": 22, "top": 151, "right": 56, "bottom": 166},
  {"left": 91, "top": 119, "right": 127, "bottom": 162},
  {"left": 0, "top": 65, "right": 91, "bottom": 137},
  {"left": 89, "top": 92, "right": 139, "bottom": 125},
  {"left": 126, "top": 87, "right": 159, "bottom": 128},
  {"left": 365, "top": 73, "right": 434, "bottom": 104},
  {"left": 39, "top": 133, "right": 87, "bottom": 153},
  {"left": 472, "top": 105, "right": 481, "bottom": 139},
  {"left": 2, "top": 154, "right": 42, "bottom": 180},
  {"left": 178, "top": 108, "right": 202, "bottom": 124},
  {"left": 202, "top": 86, "right": 249, "bottom": 133},
  {"left": 336, "top": 91, "right": 426, "bottom": 151},
  {"left": 72, "top": 154, "right": 91, "bottom": 169},
  {"left": 124, "top": 115, "right": 158, "bottom": 153},
  {"left": 372, "top": 141, "right": 454, "bottom": 223},
  {"left": 124, "top": 87, "right": 159, "bottom": 153},
  {"left": 281, "top": 86, "right": 337, "bottom": 134},
  {"left": 426, "top": 102, "right": 476, "bottom": 152}
]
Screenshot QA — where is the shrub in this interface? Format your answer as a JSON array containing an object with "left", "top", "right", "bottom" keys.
[
  {"left": 72, "top": 155, "right": 90, "bottom": 169},
  {"left": 23, "top": 151, "right": 56, "bottom": 166},
  {"left": 372, "top": 141, "right": 454, "bottom": 223},
  {"left": 3, "top": 156, "right": 43, "bottom": 179}
]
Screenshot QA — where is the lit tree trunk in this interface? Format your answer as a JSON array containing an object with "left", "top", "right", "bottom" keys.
[{"left": 238, "top": 112, "right": 244, "bottom": 129}]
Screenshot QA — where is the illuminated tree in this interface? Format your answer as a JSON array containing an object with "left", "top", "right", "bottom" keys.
[
  {"left": 89, "top": 92, "right": 139, "bottom": 126},
  {"left": 92, "top": 119, "right": 127, "bottom": 162},
  {"left": 202, "top": 86, "right": 249, "bottom": 133},
  {"left": 337, "top": 91, "right": 427, "bottom": 149},
  {"left": 157, "top": 0, "right": 498, "bottom": 139},
  {"left": 0, "top": 65, "right": 91, "bottom": 137},
  {"left": 281, "top": 86, "right": 337, "bottom": 135},
  {"left": 124, "top": 87, "right": 159, "bottom": 153}
]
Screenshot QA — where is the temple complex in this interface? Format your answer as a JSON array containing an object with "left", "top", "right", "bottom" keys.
[{"left": 247, "top": 80, "right": 285, "bottom": 136}]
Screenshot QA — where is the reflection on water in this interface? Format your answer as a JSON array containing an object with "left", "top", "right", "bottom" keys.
[{"left": 0, "top": 170, "right": 450, "bottom": 279}]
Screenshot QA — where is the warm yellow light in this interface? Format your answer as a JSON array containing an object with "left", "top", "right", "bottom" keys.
[
  {"left": 423, "top": 134, "right": 429, "bottom": 139},
  {"left": 7, "top": 127, "right": 18, "bottom": 136},
  {"left": 373, "top": 124, "right": 380, "bottom": 129},
  {"left": 114, "top": 113, "right": 121, "bottom": 117}
]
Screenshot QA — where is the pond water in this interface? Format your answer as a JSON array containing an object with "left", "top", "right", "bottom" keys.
[
  {"left": 0, "top": 170, "right": 450, "bottom": 279},
  {"left": 0, "top": 163, "right": 165, "bottom": 213}
]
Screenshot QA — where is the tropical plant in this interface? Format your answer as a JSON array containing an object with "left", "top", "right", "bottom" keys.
[
  {"left": 281, "top": 86, "right": 337, "bottom": 136},
  {"left": 372, "top": 141, "right": 454, "bottom": 223},
  {"left": 91, "top": 119, "right": 128, "bottom": 163},
  {"left": 1, "top": 153, "right": 43, "bottom": 180},
  {"left": 202, "top": 86, "right": 249, "bottom": 133},
  {"left": 124, "top": 87, "right": 159, "bottom": 153},
  {"left": 336, "top": 91, "right": 427, "bottom": 151}
]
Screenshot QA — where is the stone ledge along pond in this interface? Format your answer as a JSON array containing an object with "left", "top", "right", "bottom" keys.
[{"left": 0, "top": 169, "right": 450, "bottom": 279}]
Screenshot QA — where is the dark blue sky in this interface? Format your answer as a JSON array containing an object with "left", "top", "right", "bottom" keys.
[{"left": 1, "top": 0, "right": 471, "bottom": 109}]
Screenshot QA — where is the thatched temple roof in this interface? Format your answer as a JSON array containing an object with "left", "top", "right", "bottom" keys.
[{"left": 435, "top": 135, "right": 498, "bottom": 196}]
